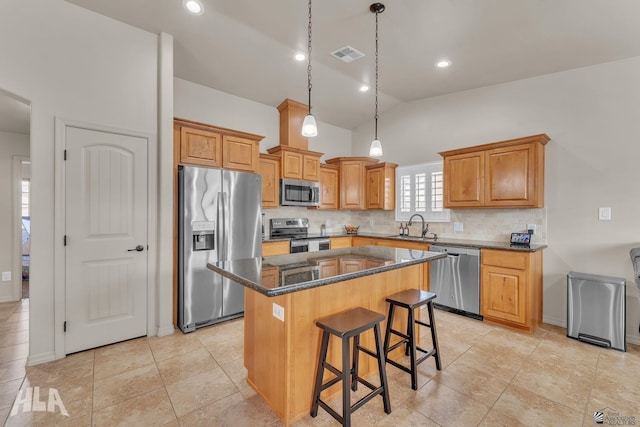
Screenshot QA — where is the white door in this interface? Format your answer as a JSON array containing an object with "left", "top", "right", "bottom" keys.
[{"left": 64, "top": 126, "right": 148, "bottom": 354}]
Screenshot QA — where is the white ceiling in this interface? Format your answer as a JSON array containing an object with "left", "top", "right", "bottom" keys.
[{"left": 12, "top": 1, "right": 640, "bottom": 132}]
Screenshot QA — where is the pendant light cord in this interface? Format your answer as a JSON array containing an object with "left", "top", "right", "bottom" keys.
[
  {"left": 374, "top": 8, "right": 379, "bottom": 140},
  {"left": 307, "top": 0, "right": 313, "bottom": 115}
]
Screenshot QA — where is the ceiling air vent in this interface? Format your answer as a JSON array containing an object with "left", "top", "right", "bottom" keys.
[{"left": 330, "top": 46, "right": 365, "bottom": 63}]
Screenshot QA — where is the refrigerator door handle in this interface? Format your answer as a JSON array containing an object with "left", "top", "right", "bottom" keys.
[
  {"left": 216, "top": 191, "right": 224, "bottom": 261},
  {"left": 220, "top": 191, "right": 229, "bottom": 260}
]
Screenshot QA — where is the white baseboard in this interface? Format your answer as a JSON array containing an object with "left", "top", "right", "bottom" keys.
[
  {"left": 544, "top": 315, "right": 640, "bottom": 347},
  {"left": 157, "top": 325, "right": 176, "bottom": 337},
  {"left": 27, "top": 351, "right": 56, "bottom": 366},
  {"left": 0, "top": 295, "right": 19, "bottom": 303},
  {"left": 542, "top": 315, "right": 566, "bottom": 328}
]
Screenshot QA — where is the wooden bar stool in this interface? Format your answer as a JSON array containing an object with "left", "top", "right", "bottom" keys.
[
  {"left": 383, "top": 289, "right": 442, "bottom": 390},
  {"left": 310, "top": 307, "right": 391, "bottom": 427}
]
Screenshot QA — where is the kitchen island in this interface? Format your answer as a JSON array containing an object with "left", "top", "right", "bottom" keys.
[{"left": 208, "top": 245, "right": 445, "bottom": 426}]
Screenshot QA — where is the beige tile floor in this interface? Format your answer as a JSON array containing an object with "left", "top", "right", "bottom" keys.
[{"left": 1, "top": 298, "right": 639, "bottom": 426}]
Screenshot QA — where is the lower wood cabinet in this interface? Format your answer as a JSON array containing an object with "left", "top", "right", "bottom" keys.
[
  {"left": 351, "top": 236, "right": 378, "bottom": 247},
  {"left": 481, "top": 249, "right": 543, "bottom": 333},
  {"left": 329, "top": 236, "right": 351, "bottom": 249},
  {"left": 262, "top": 241, "right": 290, "bottom": 257}
]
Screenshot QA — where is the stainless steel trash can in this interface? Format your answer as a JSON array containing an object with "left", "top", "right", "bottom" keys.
[{"left": 567, "top": 272, "right": 626, "bottom": 352}]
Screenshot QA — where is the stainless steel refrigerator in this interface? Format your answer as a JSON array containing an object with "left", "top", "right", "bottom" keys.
[{"left": 178, "top": 165, "right": 262, "bottom": 332}]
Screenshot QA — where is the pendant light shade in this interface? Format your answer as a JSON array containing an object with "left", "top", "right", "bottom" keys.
[
  {"left": 302, "top": 0, "right": 318, "bottom": 138},
  {"left": 369, "top": 139, "right": 382, "bottom": 156},
  {"left": 369, "top": 3, "right": 385, "bottom": 157},
  {"left": 302, "top": 114, "right": 318, "bottom": 137}
]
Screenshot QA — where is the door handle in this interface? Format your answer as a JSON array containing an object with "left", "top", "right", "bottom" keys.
[{"left": 127, "top": 245, "right": 144, "bottom": 252}]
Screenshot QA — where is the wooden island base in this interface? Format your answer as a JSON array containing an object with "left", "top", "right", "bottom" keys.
[{"left": 243, "top": 263, "right": 427, "bottom": 426}]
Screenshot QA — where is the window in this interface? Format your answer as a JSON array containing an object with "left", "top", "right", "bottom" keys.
[
  {"left": 395, "top": 161, "right": 450, "bottom": 222},
  {"left": 21, "top": 179, "right": 30, "bottom": 217}
]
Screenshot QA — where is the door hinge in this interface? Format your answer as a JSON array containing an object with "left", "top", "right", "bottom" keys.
[
  {"left": 64, "top": 149, "right": 67, "bottom": 160},
  {"left": 63, "top": 235, "right": 67, "bottom": 246},
  {"left": 63, "top": 321, "right": 67, "bottom": 332}
]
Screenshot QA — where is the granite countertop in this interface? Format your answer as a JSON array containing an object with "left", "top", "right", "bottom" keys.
[
  {"left": 208, "top": 245, "right": 446, "bottom": 297},
  {"left": 263, "top": 232, "right": 546, "bottom": 252}
]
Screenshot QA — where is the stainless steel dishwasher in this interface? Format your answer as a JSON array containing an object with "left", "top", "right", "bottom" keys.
[{"left": 429, "top": 245, "right": 481, "bottom": 320}]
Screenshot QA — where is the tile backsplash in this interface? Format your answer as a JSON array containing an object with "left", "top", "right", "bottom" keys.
[{"left": 263, "top": 207, "right": 546, "bottom": 243}]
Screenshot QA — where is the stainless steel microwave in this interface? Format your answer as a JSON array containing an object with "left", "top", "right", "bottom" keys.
[{"left": 280, "top": 178, "right": 320, "bottom": 207}]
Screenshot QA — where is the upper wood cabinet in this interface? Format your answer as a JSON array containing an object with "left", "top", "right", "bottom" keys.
[
  {"left": 259, "top": 153, "right": 280, "bottom": 208},
  {"left": 365, "top": 162, "right": 397, "bottom": 210},
  {"left": 174, "top": 118, "right": 264, "bottom": 173},
  {"left": 267, "top": 145, "right": 322, "bottom": 182},
  {"left": 440, "top": 134, "right": 549, "bottom": 208},
  {"left": 317, "top": 164, "right": 339, "bottom": 210},
  {"left": 326, "top": 157, "right": 378, "bottom": 210},
  {"left": 179, "top": 126, "right": 222, "bottom": 168},
  {"left": 222, "top": 135, "right": 260, "bottom": 172},
  {"left": 442, "top": 151, "right": 484, "bottom": 207}
]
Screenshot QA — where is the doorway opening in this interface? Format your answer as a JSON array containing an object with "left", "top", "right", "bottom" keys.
[{"left": 21, "top": 172, "right": 30, "bottom": 299}]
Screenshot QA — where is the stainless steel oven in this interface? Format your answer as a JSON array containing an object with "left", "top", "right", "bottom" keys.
[
  {"left": 290, "top": 237, "right": 331, "bottom": 253},
  {"left": 270, "top": 218, "right": 330, "bottom": 254}
]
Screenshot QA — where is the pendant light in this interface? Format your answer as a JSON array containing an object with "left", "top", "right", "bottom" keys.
[
  {"left": 301, "top": 0, "right": 318, "bottom": 137},
  {"left": 369, "top": 3, "right": 385, "bottom": 157}
]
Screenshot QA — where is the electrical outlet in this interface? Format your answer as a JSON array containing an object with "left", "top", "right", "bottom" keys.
[
  {"left": 453, "top": 222, "right": 463, "bottom": 232},
  {"left": 272, "top": 303, "right": 285, "bottom": 322},
  {"left": 598, "top": 207, "right": 612, "bottom": 221},
  {"left": 369, "top": 219, "right": 374, "bottom": 227},
  {"left": 1, "top": 272, "right": 10, "bottom": 282},
  {"left": 527, "top": 224, "right": 536, "bottom": 235}
]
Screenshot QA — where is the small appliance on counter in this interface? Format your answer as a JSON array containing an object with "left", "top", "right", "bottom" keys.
[
  {"left": 270, "top": 218, "right": 330, "bottom": 253},
  {"left": 510, "top": 232, "right": 531, "bottom": 246}
]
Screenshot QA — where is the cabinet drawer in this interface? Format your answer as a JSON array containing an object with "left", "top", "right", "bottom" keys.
[
  {"left": 482, "top": 249, "right": 528, "bottom": 270},
  {"left": 262, "top": 241, "right": 290, "bottom": 257},
  {"left": 330, "top": 237, "right": 352, "bottom": 249}
]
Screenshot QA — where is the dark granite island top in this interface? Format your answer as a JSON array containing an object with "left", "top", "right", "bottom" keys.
[{"left": 207, "top": 245, "right": 446, "bottom": 297}]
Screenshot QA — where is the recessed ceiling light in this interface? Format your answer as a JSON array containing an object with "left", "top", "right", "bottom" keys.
[
  {"left": 436, "top": 59, "right": 451, "bottom": 68},
  {"left": 359, "top": 85, "right": 370, "bottom": 92},
  {"left": 183, "top": 0, "right": 204, "bottom": 15},
  {"left": 294, "top": 52, "right": 306, "bottom": 62}
]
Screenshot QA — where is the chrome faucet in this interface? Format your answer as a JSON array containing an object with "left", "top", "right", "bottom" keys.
[{"left": 408, "top": 213, "right": 429, "bottom": 238}]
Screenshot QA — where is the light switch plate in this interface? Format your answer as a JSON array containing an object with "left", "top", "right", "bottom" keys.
[
  {"left": 272, "top": 303, "right": 285, "bottom": 322},
  {"left": 1, "top": 272, "right": 10, "bottom": 282},
  {"left": 453, "top": 222, "right": 463, "bottom": 232},
  {"left": 598, "top": 207, "right": 612, "bottom": 221}
]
